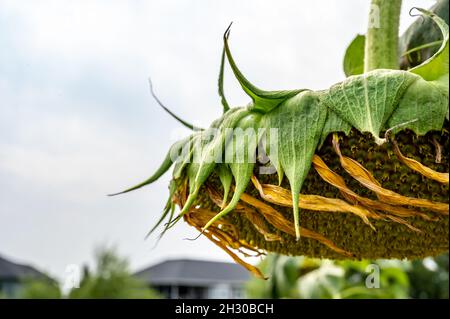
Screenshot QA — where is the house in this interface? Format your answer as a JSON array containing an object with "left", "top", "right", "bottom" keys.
[
  {"left": 134, "top": 259, "right": 251, "bottom": 299},
  {"left": 0, "top": 254, "right": 49, "bottom": 298}
]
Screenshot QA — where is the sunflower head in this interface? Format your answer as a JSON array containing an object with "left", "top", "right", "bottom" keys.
[{"left": 111, "top": 8, "right": 449, "bottom": 278}]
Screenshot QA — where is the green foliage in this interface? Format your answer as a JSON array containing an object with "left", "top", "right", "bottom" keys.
[
  {"left": 408, "top": 255, "right": 449, "bottom": 298},
  {"left": 68, "top": 248, "right": 160, "bottom": 299},
  {"left": 19, "top": 248, "right": 160, "bottom": 299},
  {"left": 323, "top": 69, "right": 415, "bottom": 144},
  {"left": 348, "top": 1, "right": 449, "bottom": 75},
  {"left": 408, "top": 8, "right": 449, "bottom": 87},
  {"left": 343, "top": 34, "right": 365, "bottom": 77},
  {"left": 400, "top": 0, "right": 449, "bottom": 69},
  {"left": 21, "top": 278, "right": 62, "bottom": 299},
  {"left": 319, "top": 110, "right": 352, "bottom": 147},
  {"left": 245, "top": 255, "right": 305, "bottom": 298},
  {"left": 246, "top": 254, "right": 449, "bottom": 299},
  {"left": 387, "top": 75, "right": 448, "bottom": 134},
  {"left": 334, "top": 260, "right": 410, "bottom": 299}
]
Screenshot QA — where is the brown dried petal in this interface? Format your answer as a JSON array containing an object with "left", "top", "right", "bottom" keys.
[
  {"left": 392, "top": 138, "right": 449, "bottom": 184},
  {"left": 332, "top": 136, "right": 448, "bottom": 215}
]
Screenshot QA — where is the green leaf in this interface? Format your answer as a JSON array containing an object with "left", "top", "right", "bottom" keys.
[
  {"left": 400, "top": 1, "right": 449, "bottom": 70},
  {"left": 409, "top": 8, "right": 449, "bottom": 92},
  {"left": 323, "top": 69, "right": 415, "bottom": 145},
  {"left": 223, "top": 27, "right": 304, "bottom": 113},
  {"left": 202, "top": 112, "right": 262, "bottom": 231},
  {"left": 318, "top": 108, "right": 352, "bottom": 148},
  {"left": 389, "top": 8, "right": 449, "bottom": 133},
  {"left": 343, "top": 34, "right": 365, "bottom": 77},
  {"left": 272, "top": 256, "right": 301, "bottom": 298},
  {"left": 387, "top": 75, "right": 448, "bottom": 135},
  {"left": 263, "top": 91, "right": 327, "bottom": 240}
]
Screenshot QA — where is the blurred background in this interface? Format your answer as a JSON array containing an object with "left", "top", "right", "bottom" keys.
[{"left": 0, "top": 0, "right": 447, "bottom": 299}]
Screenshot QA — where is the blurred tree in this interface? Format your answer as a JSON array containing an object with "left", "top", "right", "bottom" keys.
[
  {"left": 68, "top": 247, "right": 160, "bottom": 299},
  {"left": 408, "top": 255, "right": 449, "bottom": 299},
  {"left": 21, "top": 278, "right": 62, "bottom": 299},
  {"left": 19, "top": 247, "right": 160, "bottom": 299}
]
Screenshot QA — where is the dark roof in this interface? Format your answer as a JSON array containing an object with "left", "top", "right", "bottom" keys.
[
  {"left": 134, "top": 259, "right": 251, "bottom": 286},
  {"left": 0, "top": 254, "right": 48, "bottom": 282}
]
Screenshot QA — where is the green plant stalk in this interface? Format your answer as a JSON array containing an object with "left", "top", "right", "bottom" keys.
[{"left": 364, "top": 0, "right": 402, "bottom": 71}]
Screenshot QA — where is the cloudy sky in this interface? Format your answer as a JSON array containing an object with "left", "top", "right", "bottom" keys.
[{"left": 0, "top": 0, "right": 434, "bottom": 281}]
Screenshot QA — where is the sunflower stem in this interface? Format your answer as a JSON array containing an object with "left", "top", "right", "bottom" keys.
[{"left": 364, "top": 0, "right": 402, "bottom": 72}]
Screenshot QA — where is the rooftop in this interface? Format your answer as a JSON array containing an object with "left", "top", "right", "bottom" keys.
[
  {"left": 0, "top": 254, "right": 48, "bottom": 282},
  {"left": 134, "top": 259, "right": 251, "bottom": 286}
]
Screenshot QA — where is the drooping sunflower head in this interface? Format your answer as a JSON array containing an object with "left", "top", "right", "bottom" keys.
[{"left": 111, "top": 8, "right": 449, "bottom": 278}]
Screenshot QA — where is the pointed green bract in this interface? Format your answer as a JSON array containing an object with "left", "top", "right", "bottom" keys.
[
  {"left": 323, "top": 69, "right": 415, "bottom": 144},
  {"left": 149, "top": 78, "right": 201, "bottom": 131},
  {"left": 202, "top": 113, "right": 262, "bottom": 231},
  {"left": 145, "top": 180, "right": 177, "bottom": 239},
  {"left": 179, "top": 108, "right": 250, "bottom": 217},
  {"left": 172, "top": 135, "right": 197, "bottom": 179},
  {"left": 181, "top": 131, "right": 217, "bottom": 213},
  {"left": 158, "top": 203, "right": 176, "bottom": 240},
  {"left": 260, "top": 126, "right": 284, "bottom": 185},
  {"left": 109, "top": 137, "right": 190, "bottom": 196},
  {"left": 264, "top": 91, "right": 327, "bottom": 240},
  {"left": 217, "top": 163, "right": 233, "bottom": 208},
  {"left": 189, "top": 128, "right": 218, "bottom": 185},
  {"left": 153, "top": 184, "right": 178, "bottom": 240},
  {"left": 218, "top": 47, "right": 230, "bottom": 113},
  {"left": 223, "top": 28, "right": 304, "bottom": 113}
]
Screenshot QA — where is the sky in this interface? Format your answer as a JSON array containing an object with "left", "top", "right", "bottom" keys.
[{"left": 0, "top": 0, "right": 435, "bottom": 282}]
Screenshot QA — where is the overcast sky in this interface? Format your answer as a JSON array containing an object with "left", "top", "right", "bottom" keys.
[{"left": 0, "top": 0, "right": 435, "bottom": 281}]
